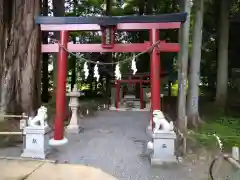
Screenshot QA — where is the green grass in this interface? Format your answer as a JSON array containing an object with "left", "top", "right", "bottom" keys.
[{"left": 190, "top": 108, "right": 240, "bottom": 151}]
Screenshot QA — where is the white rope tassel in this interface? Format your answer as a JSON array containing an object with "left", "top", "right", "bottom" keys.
[
  {"left": 115, "top": 63, "right": 121, "bottom": 80},
  {"left": 94, "top": 61, "right": 100, "bottom": 82},
  {"left": 213, "top": 134, "right": 223, "bottom": 151},
  {"left": 131, "top": 56, "right": 137, "bottom": 75},
  {"left": 83, "top": 62, "right": 89, "bottom": 80}
]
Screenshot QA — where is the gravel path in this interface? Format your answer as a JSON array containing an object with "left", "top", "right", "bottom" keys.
[
  {"left": 0, "top": 111, "right": 210, "bottom": 180},
  {"left": 50, "top": 111, "right": 209, "bottom": 180}
]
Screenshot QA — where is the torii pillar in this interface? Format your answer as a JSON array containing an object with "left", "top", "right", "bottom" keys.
[
  {"left": 49, "top": 31, "right": 69, "bottom": 146},
  {"left": 150, "top": 29, "right": 161, "bottom": 129}
]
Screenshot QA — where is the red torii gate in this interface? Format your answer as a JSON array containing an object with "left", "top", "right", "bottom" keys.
[
  {"left": 36, "top": 13, "right": 187, "bottom": 146},
  {"left": 113, "top": 72, "right": 168, "bottom": 109}
]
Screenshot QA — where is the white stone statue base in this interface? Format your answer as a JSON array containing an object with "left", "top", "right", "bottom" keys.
[
  {"left": 66, "top": 124, "right": 83, "bottom": 134},
  {"left": 150, "top": 131, "right": 177, "bottom": 166},
  {"left": 66, "top": 107, "right": 82, "bottom": 134},
  {"left": 21, "top": 126, "right": 51, "bottom": 159}
]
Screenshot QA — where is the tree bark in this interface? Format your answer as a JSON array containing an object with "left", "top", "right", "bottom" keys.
[
  {"left": 177, "top": 0, "right": 191, "bottom": 132},
  {"left": 187, "top": 0, "right": 204, "bottom": 126},
  {"left": 0, "top": 0, "right": 41, "bottom": 116},
  {"left": 0, "top": 0, "right": 6, "bottom": 117},
  {"left": 70, "top": 0, "right": 78, "bottom": 90},
  {"left": 215, "top": 0, "right": 230, "bottom": 107},
  {"left": 41, "top": 0, "right": 49, "bottom": 102},
  {"left": 105, "top": 0, "right": 113, "bottom": 103},
  {"left": 177, "top": 0, "right": 191, "bottom": 156},
  {"left": 52, "top": 0, "right": 65, "bottom": 94},
  {"left": 70, "top": 37, "right": 77, "bottom": 90},
  {"left": 145, "top": 0, "right": 154, "bottom": 14}
]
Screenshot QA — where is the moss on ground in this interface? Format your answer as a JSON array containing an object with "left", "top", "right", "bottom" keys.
[{"left": 189, "top": 106, "right": 240, "bottom": 152}]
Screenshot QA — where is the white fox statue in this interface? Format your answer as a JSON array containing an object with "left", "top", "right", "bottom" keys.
[
  {"left": 147, "top": 110, "right": 174, "bottom": 151},
  {"left": 28, "top": 106, "right": 48, "bottom": 128},
  {"left": 152, "top": 110, "right": 173, "bottom": 133}
]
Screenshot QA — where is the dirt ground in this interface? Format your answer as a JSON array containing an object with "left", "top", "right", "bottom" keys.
[{"left": 0, "top": 159, "right": 118, "bottom": 180}]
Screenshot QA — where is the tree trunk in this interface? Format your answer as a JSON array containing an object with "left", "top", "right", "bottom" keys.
[
  {"left": 168, "top": 81, "right": 172, "bottom": 97},
  {"left": 215, "top": 0, "right": 230, "bottom": 107},
  {"left": 70, "top": 38, "right": 76, "bottom": 90},
  {"left": 0, "top": 0, "right": 7, "bottom": 117},
  {"left": 177, "top": 0, "right": 191, "bottom": 132},
  {"left": 52, "top": 0, "right": 65, "bottom": 94},
  {"left": 50, "top": 0, "right": 65, "bottom": 104},
  {"left": 105, "top": 0, "right": 113, "bottom": 103},
  {"left": 177, "top": 0, "right": 191, "bottom": 156},
  {"left": 145, "top": 0, "right": 154, "bottom": 14},
  {"left": 187, "top": 0, "right": 204, "bottom": 126},
  {"left": 41, "top": 0, "right": 49, "bottom": 102},
  {"left": 0, "top": 0, "right": 41, "bottom": 116},
  {"left": 70, "top": 0, "right": 78, "bottom": 90}
]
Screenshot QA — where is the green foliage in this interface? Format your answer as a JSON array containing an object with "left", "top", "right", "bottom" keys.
[
  {"left": 46, "top": 0, "right": 240, "bottom": 112},
  {"left": 192, "top": 111, "right": 240, "bottom": 151}
]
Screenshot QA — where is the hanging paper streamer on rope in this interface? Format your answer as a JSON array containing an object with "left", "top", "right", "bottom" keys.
[
  {"left": 94, "top": 61, "right": 100, "bottom": 82},
  {"left": 115, "top": 63, "right": 121, "bottom": 80},
  {"left": 83, "top": 62, "right": 89, "bottom": 80},
  {"left": 131, "top": 56, "right": 137, "bottom": 75}
]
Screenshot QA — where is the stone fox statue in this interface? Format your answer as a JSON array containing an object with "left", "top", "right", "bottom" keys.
[
  {"left": 153, "top": 110, "right": 173, "bottom": 133},
  {"left": 147, "top": 110, "right": 174, "bottom": 150},
  {"left": 28, "top": 106, "right": 48, "bottom": 128}
]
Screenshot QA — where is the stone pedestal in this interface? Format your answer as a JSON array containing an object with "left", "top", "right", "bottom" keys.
[
  {"left": 21, "top": 126, "right": 51, "bottom": 159},
  {"left": 66, "top": 84, "right": 83, "bottom": 134},
  {"left": 66, "top": 107, "right": 82, "bottom": 134},
  {"left": 151, "top": 131, "right": 177, "bottom": 165}
]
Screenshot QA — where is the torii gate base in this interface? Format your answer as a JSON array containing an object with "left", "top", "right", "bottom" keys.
[{"left": 36, "top": 13, "right": 186, "bottom": 147}]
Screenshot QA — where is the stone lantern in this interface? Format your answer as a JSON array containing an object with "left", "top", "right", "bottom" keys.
[{"left": 66, "top": 84, "right": 84, "bottom": 134}]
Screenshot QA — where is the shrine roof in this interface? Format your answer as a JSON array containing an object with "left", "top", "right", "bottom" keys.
[{"left": 35, "top": 12, "right": 187, "bottom": 25}]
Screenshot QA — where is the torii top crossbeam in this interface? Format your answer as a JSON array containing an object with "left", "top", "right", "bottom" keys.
[
  {"left": 36, "top": 12, "right": 187, "bottom": 25},
  {"left": 36, "top": 13, "right": 187, "bottom": 146},
  {"left": 35, "top": 12, "right": 187, "bottom": 31}
]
